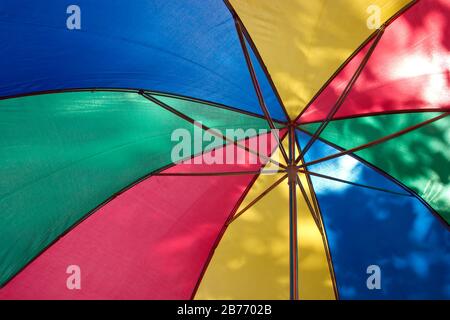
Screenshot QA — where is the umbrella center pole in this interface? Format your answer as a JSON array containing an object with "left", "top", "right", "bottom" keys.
[{"left": 287, "top": 124, "right": 299, "bottom": 300}]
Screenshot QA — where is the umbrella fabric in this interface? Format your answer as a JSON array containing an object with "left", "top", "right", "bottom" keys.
[
  {"left": 0, "top": 0, "right": 449, "bottom": 300},
  {"left": 0, "top": 134, "right": 279, "bottom": 299}
]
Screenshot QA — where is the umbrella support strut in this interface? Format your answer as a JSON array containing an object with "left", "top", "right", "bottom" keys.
[{"left": 287, "top": 124, "right": 299, "bottom": 300}]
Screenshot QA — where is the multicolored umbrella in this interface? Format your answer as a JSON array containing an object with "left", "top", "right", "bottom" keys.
[{"left": 0, "top": 0, "right": 449, "bottom": 300}]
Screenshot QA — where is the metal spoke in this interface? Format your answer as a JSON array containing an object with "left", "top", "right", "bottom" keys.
[
  {"left": 227, "top": 174, "right": 288, "bottom": 225},
  {"left": 296, "top": 174, "right": 321, "bottom": 230},
  {"left": 296, "top": 26, "right": 385, "bottom": 163},
  {"left": 234, "top": 19, "right": 290, "bottom": 163},
  {"left": 303, "top": 173, "right": 340, "bottom": 299},
  {"left": 298, "top": 112, "right": 449, "bottom": 168},
  {"left": 298, "top": 169, "right": 412, "bottom": 196},
  {"left": 141, "top": 92, "right": 287, "bottom": 169}
]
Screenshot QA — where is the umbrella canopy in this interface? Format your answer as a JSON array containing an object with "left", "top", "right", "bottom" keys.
[{"left": 0, "top": 0, "right": 448, "bottom": 299}]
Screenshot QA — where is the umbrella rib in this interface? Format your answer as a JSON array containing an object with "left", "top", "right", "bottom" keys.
[
  {"left": 224, "top": 0, "right": 291, "bottom": 121},
  {"left": 141, "top": 92, "right": 287, "bottom": 169},
  {"left": 155, "top": 169, "right": 285, "bottom": 177},
  {"left": 149, "top": 90, "right": 288, "bottom": 126},
  {"left": 295, "top": 139, "right": 322, "bottom": 230},
  {"left": 296, "top": 26, "right": 385, "bottom": 163},
  {"left": 234, "top": 18, "right": 290, "bottom": 164},
  {"left": 190, "top": 172, "right": 262, "bottom": 299},
  {"left": 299, "top": 169, "right": 412, "bottom": 197},
  {"left": 295, "top": 174, "right": 321, "bottom": 230},
  {"left": 301, "top": 171, "right": 340, "bottom": 299},
  {"left": 296, "top": 131, "right": 340, "bottom": 300},
  {"left": 293, "top": 0, "right": 419, "bottom": 124},
  {"left": 303, "top": 173, "right": 321, "bottom": 222},
  {"left": 298, "top": 112, "right": 449, "bottom": 168},
  {"left": 298, "top": 108, "right": 450, "bottom": 125},
  {"left": 227, "top": 174, "right": 288, "bottom": 225},
  {"left": 296, "top": 171, "right": 341, "bottom": 299}
]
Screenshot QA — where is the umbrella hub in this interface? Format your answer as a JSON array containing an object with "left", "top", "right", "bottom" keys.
[{"left": 286, "top": 164, "right": 298, "bottom": 184}]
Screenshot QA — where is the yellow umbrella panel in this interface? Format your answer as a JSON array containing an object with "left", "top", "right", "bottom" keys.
[{"left": 195, "top": 138, "right": 335, "bottom": 300}]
